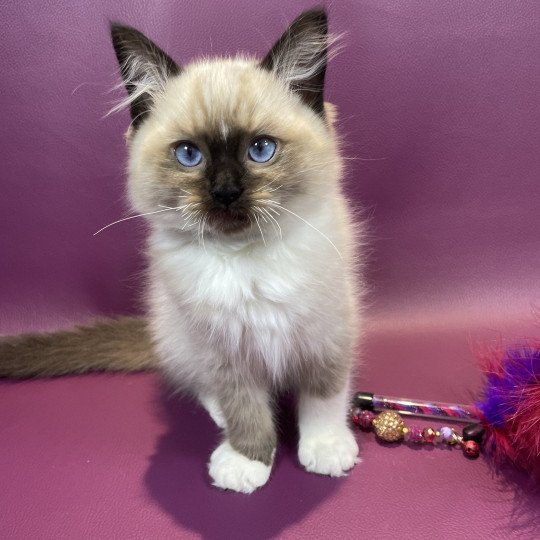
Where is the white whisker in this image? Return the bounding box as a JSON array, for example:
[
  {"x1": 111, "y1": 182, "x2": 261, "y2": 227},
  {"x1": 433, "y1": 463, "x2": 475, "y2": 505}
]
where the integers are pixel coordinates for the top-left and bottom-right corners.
[
  {"x1": 200, "y1": 213, "x2": 208, "y2": 252},
  {"x1": 342, "y1": 156, "x2": 387, "y2": 162},
  {"x1": 253, "y1": 212, "x2": 266, "y2": 246},
  {"x1": 197, "y1": 215, "x2": 203, "y2": 247},
  {"x1": 93, "y1": 207, "x2": 175, "y2": 236},
  {"x1": 253, "y1": 182, "x2": 274, "y2": 193},
  {"x1": 253, "y1": 182, "x2": 283, "y2": 194},
  {"x1": 254, "y1": 207, "x2": 268, "y2": 223},
  {"x1": 158, "y1": 203, "x2": 192, "y2": 212},
  {"x1": 180, "y1": 203, "x2": 195, "y2": 214},
  {"x1": 260, "y1": 207, "x2": 282, "y2": 240},
  {"x1": 266, "y1": 201, "x2": 342, "y2": 259},
  {"x1": 182, "y1": 209, "x2": 202, "y2": 230}
]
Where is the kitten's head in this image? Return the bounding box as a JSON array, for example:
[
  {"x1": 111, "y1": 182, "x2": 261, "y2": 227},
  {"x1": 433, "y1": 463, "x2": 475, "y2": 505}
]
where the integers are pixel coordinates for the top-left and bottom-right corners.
[{"x1": 111, "y1": 8, "x2": 342, "y2": 237}]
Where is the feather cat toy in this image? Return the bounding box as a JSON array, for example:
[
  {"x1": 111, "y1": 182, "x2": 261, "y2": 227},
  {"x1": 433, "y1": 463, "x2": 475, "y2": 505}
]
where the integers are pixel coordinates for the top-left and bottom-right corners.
[{"x1": 352, "y1": 340, "x2": 540, "y2": 477}]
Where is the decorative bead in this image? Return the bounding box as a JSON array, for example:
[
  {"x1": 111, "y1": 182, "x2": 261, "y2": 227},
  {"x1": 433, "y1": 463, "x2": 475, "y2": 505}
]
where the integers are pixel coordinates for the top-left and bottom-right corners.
[
  {"x1": 405, "y1": 425, "x2": 424, "y2": 443},
  {"x1": 462, "y1": 423, "x2": 485, "y2": 444},
  {"x1": 462, "y1": 440, "x2": 480, "y2": 458},
  {"x1": 372, "y1": 411, "x2": 405, "y2": 442},
  {"x1": 451, "y1": 433, "x2": 462, "y2": 445},
  {"x1": 350, "y1": 407, "x2": 363, "y2": 425},
  {"x1": 439, "y1": 426, "x2": 455, "y2": 443},
  {"x1": 351, "y1": 408, "x2": 376, "y2": 429},
  {"x1": 422, "y1": 427, "x2": 437, "y2": 443},
  {"x1": 358, "y1": 410, "x2": 376, "y2": 429}
]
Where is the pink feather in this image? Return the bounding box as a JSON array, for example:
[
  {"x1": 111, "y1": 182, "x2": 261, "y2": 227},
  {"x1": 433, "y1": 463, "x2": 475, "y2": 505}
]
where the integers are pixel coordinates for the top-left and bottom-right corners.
[{"x1": 475, "y1": 340, "x2": 540, "y2": 476}]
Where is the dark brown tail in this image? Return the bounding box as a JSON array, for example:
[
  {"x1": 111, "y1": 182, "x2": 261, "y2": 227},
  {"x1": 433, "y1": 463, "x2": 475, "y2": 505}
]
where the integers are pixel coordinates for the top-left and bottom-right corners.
[{"x1": 0, "y1": 317, "x2": 156, "y2": 378}]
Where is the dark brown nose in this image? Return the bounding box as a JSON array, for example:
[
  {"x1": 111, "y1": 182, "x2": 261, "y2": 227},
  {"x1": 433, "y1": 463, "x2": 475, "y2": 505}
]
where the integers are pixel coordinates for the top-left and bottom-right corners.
[{"x1": 211, "y1": 186, "x2": 244, "y2": 207}]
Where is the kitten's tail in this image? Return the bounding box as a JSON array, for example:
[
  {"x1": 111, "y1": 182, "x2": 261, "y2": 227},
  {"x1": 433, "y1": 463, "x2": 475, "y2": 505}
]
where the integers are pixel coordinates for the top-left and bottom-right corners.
[{"x1": 0, "y1": 317, "x2": 155, "y2": 379}]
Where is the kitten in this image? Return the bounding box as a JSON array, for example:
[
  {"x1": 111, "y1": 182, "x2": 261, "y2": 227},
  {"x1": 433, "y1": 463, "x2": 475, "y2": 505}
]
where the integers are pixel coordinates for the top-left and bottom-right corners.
[{"x1": 0, "y1": 8, "x2": 365, "y2": 493}]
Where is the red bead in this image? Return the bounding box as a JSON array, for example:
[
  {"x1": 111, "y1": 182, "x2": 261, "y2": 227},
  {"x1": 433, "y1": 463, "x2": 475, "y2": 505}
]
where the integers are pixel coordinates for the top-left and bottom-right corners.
[
  {"x1": 422, "y1": 427, "x2": 436, "y2": 444},
  {"x1": 351, "y1": 408, "x2": 376, "y2": 429},
  {"x1": 351, "y1": 407, "x2": 362, "y2": 425},
  {"x1": 359, "y1": 410, "x2": 376, "y2": 429},
  {"x1": 406, "y1": 425, "x2": 424, "y2": 443},
  {"x1": 462, "y1": 440, "x2": 480, "y2": 458}
]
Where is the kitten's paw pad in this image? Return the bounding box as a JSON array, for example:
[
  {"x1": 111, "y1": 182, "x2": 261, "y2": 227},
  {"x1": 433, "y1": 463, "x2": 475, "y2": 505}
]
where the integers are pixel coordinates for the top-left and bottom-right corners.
[
  {"x1": 208, "y1": 441, "x2": 272, "y2": 494},
  {"x1": 298, "y1": 429, "x2": 359, "y2": 477}
]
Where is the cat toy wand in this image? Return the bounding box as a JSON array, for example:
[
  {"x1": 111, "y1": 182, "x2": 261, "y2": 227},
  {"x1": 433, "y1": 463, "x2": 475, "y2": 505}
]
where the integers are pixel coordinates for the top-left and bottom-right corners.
[
  {"x1": 353, "y1": 391, "x2": 481, "y2": 423},
  {"x1": 350, "y1": 342, "x2": 540, "y2": 476},
  {"x1": 350, "y1": 391, "x2": 485, "y2": 459}
]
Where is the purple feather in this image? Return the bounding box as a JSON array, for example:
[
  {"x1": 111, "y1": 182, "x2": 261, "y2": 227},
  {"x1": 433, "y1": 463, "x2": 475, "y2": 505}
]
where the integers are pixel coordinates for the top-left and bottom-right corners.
[{"x1": 476, "y1": 343, "x2": 540, "y2": 474}]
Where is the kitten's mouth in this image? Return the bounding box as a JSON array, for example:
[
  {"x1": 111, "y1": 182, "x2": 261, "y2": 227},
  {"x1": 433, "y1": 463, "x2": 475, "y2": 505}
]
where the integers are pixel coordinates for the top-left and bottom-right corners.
[{"x1": 207, "y1": 208, "x2": 251, "y2": 233}]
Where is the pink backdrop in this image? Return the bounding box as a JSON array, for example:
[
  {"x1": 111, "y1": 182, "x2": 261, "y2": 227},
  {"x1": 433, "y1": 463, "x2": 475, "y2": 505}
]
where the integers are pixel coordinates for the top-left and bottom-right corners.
[{"x1": 1, "y1": 1, "x2": 539, "y2": 538}]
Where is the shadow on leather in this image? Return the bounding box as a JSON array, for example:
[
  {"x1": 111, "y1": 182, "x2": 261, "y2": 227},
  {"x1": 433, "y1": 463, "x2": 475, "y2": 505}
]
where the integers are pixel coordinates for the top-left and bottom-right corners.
[{"x1": 144, "y1": 389, "x2": 341, "y2": 540}]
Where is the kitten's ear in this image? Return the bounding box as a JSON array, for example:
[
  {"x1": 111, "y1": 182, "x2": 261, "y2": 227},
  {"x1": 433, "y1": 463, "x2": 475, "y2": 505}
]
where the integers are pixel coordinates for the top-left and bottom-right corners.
[
  {"x1": 110, "y1": 24, "x2": 181, "y2": 128},
  {"x1": 260, "y1": 8, "x2": 329, "y2": 116}
]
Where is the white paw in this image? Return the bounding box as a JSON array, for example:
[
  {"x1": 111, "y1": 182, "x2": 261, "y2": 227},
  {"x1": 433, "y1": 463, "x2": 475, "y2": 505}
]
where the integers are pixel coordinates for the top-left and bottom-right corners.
[
  {"x1": 208, "y1": 441, "x2": 272, "y2": 494},
  {"x1": 298, "y1": 428, "x2": 360, "y2": 477}
]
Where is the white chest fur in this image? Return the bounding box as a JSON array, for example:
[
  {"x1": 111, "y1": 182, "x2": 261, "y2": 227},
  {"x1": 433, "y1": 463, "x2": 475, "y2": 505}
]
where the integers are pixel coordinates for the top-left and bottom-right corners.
[{"x1": 149, "y1": 226, "x2": 347, "y2": 380}]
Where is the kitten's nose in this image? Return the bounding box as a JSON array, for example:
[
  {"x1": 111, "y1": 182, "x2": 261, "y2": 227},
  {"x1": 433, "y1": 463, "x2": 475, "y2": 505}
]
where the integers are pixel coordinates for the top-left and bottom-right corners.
[{"x1": 212, "y1": 186, "x2": 244, "y2": 207}]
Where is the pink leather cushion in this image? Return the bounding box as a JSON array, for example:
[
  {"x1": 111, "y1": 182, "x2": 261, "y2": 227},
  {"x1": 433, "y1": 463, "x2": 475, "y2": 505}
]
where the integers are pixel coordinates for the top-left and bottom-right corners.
[{"x1": 1, "y1": 1, "x2": 539, "y2": 537}]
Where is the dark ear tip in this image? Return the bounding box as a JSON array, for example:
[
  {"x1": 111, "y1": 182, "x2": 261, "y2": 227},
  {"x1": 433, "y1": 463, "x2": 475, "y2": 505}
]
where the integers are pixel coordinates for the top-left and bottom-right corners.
[
  {"x1": 298, "y1": 6, "x2": 328, "y2": 25},
  {"x1": 110, "y1": 21, "x2": 124, "y2": 34},
  {"x1": 110, "y1": 22, "x2": 125, "y2": 41},
  {"x1": 109, "y1": 22, "x2": 141, "y2": 42}
]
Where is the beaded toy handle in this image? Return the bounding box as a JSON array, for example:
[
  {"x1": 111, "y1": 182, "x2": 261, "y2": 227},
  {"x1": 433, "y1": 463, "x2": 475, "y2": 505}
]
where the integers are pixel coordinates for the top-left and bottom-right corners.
[
  {"x1": 353, "y1": 391, "x2": 481, "y2": 423},
  {"x1": 351, "y1": 391, "x2": 485, "y2": 459}
]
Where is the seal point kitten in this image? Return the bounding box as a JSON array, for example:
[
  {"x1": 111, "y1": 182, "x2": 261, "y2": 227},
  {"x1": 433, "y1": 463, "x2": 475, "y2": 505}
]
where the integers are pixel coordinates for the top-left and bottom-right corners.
[{"x1": 1, "y1": 8, "x2": 366, "y2": 494}]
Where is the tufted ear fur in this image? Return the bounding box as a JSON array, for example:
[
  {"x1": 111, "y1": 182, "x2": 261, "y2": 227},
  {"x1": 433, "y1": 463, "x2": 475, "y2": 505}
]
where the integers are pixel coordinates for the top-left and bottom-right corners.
[
  {"x1": 260, "y1": 8, "x2": 329, "y2": 116},
  {"x1": 110, "y1": 24, "x2": 181, "y2": 128}
]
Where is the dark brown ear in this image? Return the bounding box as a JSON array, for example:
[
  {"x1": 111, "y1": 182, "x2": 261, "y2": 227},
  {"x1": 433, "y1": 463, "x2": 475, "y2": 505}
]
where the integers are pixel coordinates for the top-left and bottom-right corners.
[
  {"x1": 260, "y1": 8, "x2": 328, "y2": 116},
  {"x1": 110, "y1": 24, "x2": 180, "y2": 128}
]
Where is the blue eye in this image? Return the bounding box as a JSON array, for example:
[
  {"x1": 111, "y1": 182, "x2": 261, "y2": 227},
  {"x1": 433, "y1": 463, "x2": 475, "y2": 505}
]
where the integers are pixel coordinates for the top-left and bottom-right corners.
[
  {"x1": 248, "y1": 137, "x2": 277, "y2": 163},
  {"x1": 174, "y1": 142, "x2": 203, "y2": 167}
]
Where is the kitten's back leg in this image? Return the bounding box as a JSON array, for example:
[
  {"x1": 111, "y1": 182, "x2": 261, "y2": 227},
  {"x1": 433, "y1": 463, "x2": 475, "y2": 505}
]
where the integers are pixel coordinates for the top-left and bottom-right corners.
[{"x1": 198, "y1": 393, "x2": 226, "y2": 429}]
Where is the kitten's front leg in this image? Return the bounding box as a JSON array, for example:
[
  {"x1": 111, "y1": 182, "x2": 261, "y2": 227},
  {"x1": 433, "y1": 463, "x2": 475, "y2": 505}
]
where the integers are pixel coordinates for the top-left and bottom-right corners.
[
  {"x1": 208, "y1": 383, "x2": 276, "y2": 494},
  {"x1": 298, "y1": 381, "x2": 360, "y2": 477}
]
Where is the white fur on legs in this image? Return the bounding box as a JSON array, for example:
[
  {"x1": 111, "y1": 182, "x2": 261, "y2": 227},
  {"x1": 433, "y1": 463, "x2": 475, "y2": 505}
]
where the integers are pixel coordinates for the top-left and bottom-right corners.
[
  {"x1": 298, "y1": 384, "x2": 359, "y2": 476},
  {"x1": 208, "y1": 441, "x2": 272, "y2": 494},
  {"x1": 199, "y1": 394, "x2": 226, "y2": 429}
]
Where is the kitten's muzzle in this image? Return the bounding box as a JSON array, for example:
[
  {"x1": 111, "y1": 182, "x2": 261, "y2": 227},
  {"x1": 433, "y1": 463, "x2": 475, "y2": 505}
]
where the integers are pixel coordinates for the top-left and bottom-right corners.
[
  {"x1": 211, "y1": 185, "x2": 244, "y2": 208},
  {"x1": 207, "y1": 207, "x2": 250, "y2": 233}
]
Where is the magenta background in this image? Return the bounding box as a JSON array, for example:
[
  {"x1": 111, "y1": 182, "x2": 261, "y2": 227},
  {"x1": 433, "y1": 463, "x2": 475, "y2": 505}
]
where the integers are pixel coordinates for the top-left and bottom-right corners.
[{"x1": 1, "y1": 1, "x2": 539, "y2": 538}]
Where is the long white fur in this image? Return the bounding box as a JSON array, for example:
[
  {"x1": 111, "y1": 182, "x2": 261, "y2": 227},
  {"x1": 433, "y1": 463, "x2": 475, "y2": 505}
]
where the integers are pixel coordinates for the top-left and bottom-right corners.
[
  {"x1": 148, "y1": 193, "x2": 358, "y2": 386},
  {"x1": 270, "y1": 31, "x2": 344, "y2": 89},
  {"x1": 107, "y1": 53, "x2": 170, "y2": 117}
]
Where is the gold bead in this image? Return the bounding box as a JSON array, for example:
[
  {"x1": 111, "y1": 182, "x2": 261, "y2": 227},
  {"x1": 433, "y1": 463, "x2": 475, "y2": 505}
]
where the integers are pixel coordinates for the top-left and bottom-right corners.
[
  {"x1": 372, "y1": 411, "x2": 405, "y2": 442},
  {"x1": 450, "y1": 433, "x2": 462, "y2": 446}
]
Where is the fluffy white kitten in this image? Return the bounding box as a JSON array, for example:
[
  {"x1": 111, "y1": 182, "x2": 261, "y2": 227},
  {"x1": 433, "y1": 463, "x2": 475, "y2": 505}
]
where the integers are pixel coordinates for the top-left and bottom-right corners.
[{"x1": 0, "y1": 8, "x2": 365, "y2": 494}]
